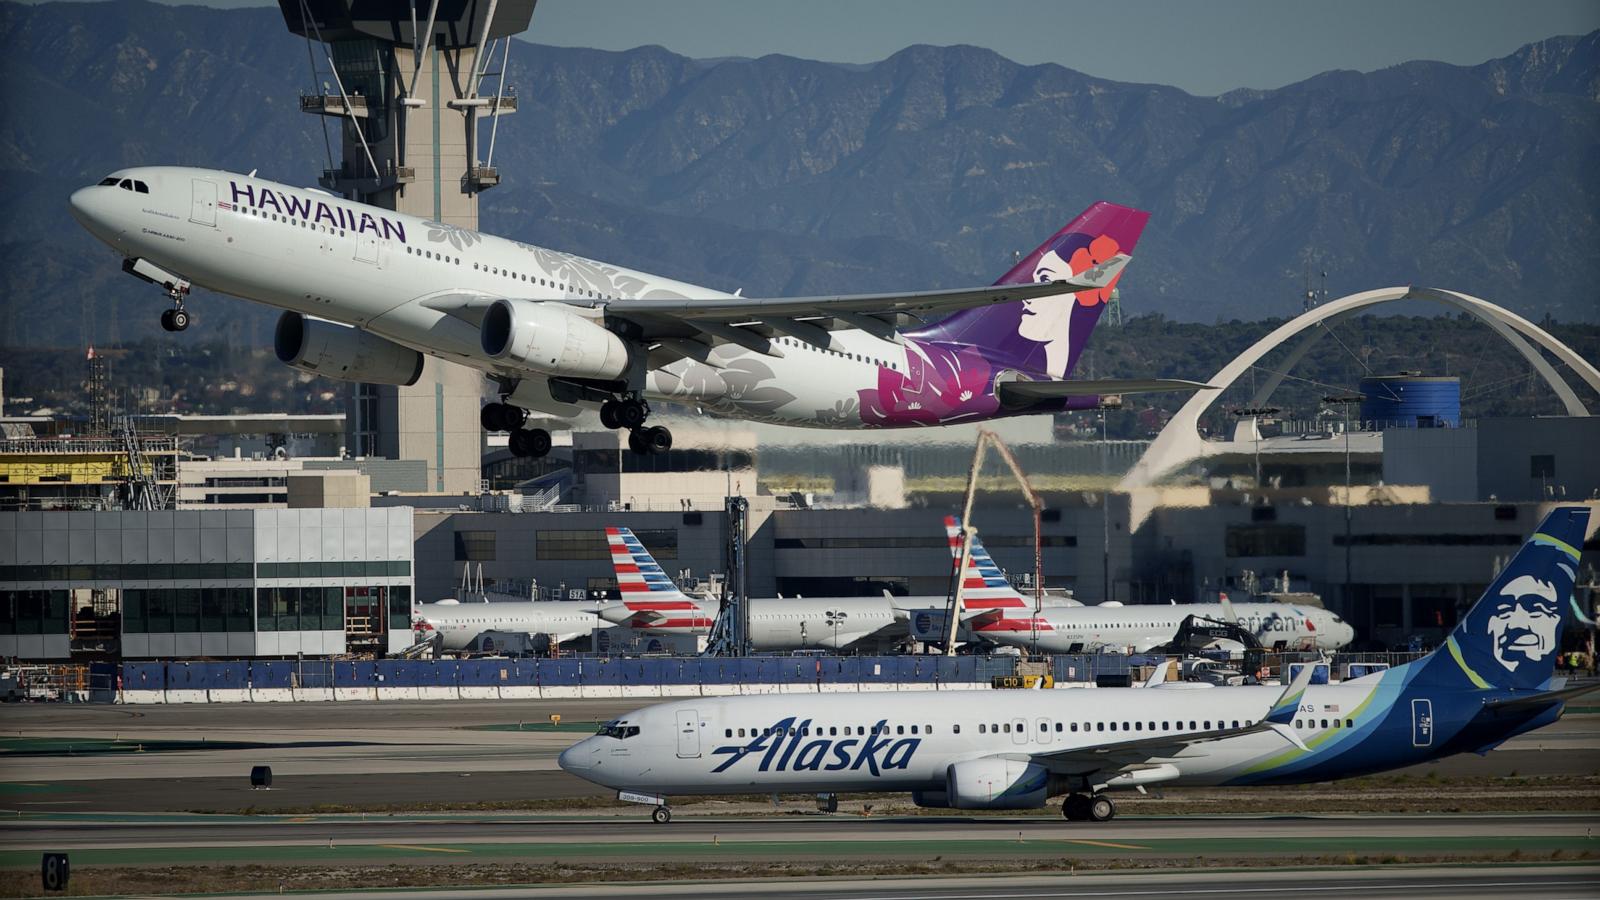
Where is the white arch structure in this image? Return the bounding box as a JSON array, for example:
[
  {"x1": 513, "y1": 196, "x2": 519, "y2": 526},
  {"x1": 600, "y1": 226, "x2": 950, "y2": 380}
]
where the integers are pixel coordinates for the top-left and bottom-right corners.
[{"x1": 1120, "y1": 286, "x2": 1600, "y2": 497}]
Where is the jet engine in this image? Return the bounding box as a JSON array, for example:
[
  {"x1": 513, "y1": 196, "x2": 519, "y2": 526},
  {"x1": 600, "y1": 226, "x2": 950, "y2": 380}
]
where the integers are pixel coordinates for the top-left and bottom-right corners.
[
  {"x1": 274, "y1": 312, "x2": 425, "y2": 386},
  {"x1": 944, "y1": 757, "x2": 1052, "y2": 810},
  {"x1": 480, "y1": 299, "x2": 632, "y2": 381}
]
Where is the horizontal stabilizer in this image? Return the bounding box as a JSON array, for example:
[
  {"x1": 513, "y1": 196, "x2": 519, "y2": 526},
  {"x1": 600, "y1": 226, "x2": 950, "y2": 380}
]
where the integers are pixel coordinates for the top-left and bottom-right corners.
[
  {"x1": 999, "y1": 378, "x2": 1215, "y2": 405},
  {"x1": 1481, "y1": 681, "x2": 1600, "y2": 715}
]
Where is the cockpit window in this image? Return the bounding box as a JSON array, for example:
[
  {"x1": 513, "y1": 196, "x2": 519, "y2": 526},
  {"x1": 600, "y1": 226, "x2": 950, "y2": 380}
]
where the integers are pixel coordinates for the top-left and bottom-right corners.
[
  {"x1": 119, "y1": 179, "x2": 133, "y2": 190},
  {"x1": 596, "y1": 721, "x2": 640, "y2": 740},
  {"x1": 98, "y1": 177, "x2": 118, "y2": 186},
  {"x1": 134, "y1": 181, "x2": 149, "y2": 194}
]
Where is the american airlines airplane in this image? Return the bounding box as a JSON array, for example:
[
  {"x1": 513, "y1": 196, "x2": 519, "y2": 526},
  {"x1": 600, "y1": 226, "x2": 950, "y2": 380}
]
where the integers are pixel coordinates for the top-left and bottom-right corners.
[
  {"x1": 411, "y1": 597, "x2": 612, "y2": 652},
  {"x1": 596, "y1": 525, "x2": 1079, "y2": 650},
  {"x1": 940, "y1": 593, "x2": 1356, "y2": 654},
  {"x1": 560, "y1": 508, "x2": 1592, "y2": 824},
  {"x1": 68, "y1": 169, "x2": 1206, "y2": 457}
]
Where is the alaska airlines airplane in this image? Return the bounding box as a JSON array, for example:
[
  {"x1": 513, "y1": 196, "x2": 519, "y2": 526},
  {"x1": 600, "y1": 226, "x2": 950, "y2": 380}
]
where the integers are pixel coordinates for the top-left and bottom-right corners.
[
  {"x1": 596, "y1": 525, "x2": 1079, "y2": 650},
  {"x1": 69, "y1": 169, "x2": 1206, "y2": 457},
  {"x1": 559, "y1": 508, "x2": 1591, "y2": 823}
]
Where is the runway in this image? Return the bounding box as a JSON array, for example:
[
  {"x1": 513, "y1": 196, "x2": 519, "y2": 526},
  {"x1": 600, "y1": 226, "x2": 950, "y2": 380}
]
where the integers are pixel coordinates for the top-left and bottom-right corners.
[
  {"x1": 159, "y1": 868, "x2": 1598, "y2": 900},
  {"x1": 4, "y1": 812, "x2": 1597, "y2": 867}
]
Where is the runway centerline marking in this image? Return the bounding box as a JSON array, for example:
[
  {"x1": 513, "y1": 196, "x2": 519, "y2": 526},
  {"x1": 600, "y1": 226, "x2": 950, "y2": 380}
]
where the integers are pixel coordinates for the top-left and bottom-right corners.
[
  {"x1": 379, "y1": 844, "x2": 471, "y2": 854},
  {"x1": 1057, "y1": 839, "x2": 1150, "y2": 850}
]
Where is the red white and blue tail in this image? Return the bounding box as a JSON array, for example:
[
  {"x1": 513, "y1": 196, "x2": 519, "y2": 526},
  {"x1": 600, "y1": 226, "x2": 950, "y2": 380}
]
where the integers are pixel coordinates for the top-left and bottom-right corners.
[
  {"x1": 945, "y1": 515, "x2": 1027, "y2": 610},
  {"x1": 602, "y1": 527, "x2": 715, "y2": 633}
]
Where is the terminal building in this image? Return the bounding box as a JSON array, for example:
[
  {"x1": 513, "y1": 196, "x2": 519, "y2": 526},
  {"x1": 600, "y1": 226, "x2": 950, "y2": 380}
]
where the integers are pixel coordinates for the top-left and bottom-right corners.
[{"x1": 0, "y1": 508, "x2": 414, "y2": 661}]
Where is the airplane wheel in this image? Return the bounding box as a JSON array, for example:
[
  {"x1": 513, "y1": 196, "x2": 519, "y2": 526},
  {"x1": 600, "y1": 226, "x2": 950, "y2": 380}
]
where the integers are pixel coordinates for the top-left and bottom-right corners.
[
  {"x1": 627, "y1": 428, "x2": 649, "y2": 455},
  {"x1": 1088, "y1": 795, "x2": 1116, "y2": 822},
  {"x1": 1062, "y1": 793, "x2": 1090, "y2": 821},
  {"x1": 599, "y1": 400, "x2": 621, "y2": 430},
  {"x1": 160, "y1": 309, "x2": 176, "y2": 332},
  {"x1": 509, "y1": 428, "x2": 551, "y2": 459},
  {"x1": 481, "y1": 403, "x2": 507, "y2": 432},
  {"x1": 651, "y1": 805, "x2": 671, "y2": 824},
  {"x1": 170, "y1": 309, "x2": 190, "y2": 331},
  {"x1": 643, "y1": 425, "x2": 672, "y2": 454},
  {"x1": 617, "y1": 399, "x2": 647, "y2": 430}
]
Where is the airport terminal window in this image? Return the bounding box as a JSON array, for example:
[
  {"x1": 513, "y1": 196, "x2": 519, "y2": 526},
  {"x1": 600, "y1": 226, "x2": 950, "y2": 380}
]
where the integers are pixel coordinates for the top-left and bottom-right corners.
[
  {"x1": 145, "y1": 589, "x2": 176, "y2": 633},
  {"x1": 1225, "y1": 524, "x2": 1306, "y2": 558},
  {"x1": 0, "y1": 590, "x2": 69, "y2": 636},
  {"x1": 389, "y1": 586, "x2": 411, "y2": 633},
  {"x1": 537, "y1": 529, "x2": 677, "y2": 561},
  {"x1": 1333, "y1": 533, "x2": 1521, "y2": 547},
  {"x1": 455, "y1": 530, "x2": 497, "y2": 562}
]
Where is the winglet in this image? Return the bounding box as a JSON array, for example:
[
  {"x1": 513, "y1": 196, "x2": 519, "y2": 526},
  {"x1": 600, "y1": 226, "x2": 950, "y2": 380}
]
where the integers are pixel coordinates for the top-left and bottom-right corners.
[
  {"x1": 1268, "y1": 722, "x2": 1311, "y2": 752},
  {"x1": 1265, "y1": 658, "x2": 1318, "y2": 726},
  {"x1": 1142, "y1": 660, "x2": 1172, "y2": 688}
]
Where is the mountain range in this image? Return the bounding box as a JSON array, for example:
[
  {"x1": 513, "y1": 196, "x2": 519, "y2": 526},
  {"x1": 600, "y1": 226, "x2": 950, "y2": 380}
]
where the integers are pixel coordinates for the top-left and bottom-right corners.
[{"x1": 2, "y1": 0, "x2": 1596, "y2": 349}]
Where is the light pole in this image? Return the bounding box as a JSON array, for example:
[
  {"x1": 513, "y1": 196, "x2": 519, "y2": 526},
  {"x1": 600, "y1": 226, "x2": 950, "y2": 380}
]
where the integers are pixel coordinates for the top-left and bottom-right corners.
[
  {"x1": 1323, "y1": 394, "x2": 1364, "y2": 611},
  {"x1": 1232, "y1": 407, "x2": 1280, "y2": 487}
]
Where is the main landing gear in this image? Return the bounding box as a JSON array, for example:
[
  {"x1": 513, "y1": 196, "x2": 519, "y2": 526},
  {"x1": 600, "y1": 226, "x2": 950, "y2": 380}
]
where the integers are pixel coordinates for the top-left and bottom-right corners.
[
  {"x1": 1061, "y1": 793, "x2": 1115, "y2": 822},
  {"x1": 651, "y1": 805, "x2": 672, "y2": 824},
  {"x1": 481, "y1": 402, "x2": 552, "y2": 459},
  {"x1": 601, "y1": 396, "x2": 672, "y2": 456},
  {"x1": 159, "y1": 285, "x2": 192, "y2": 332}
]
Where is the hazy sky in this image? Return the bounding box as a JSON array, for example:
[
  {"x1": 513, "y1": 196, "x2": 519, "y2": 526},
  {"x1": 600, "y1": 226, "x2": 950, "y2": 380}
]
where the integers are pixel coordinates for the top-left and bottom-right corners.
[{"x1": 33, "y1": 0, "x2": 1600, "y2": 96}]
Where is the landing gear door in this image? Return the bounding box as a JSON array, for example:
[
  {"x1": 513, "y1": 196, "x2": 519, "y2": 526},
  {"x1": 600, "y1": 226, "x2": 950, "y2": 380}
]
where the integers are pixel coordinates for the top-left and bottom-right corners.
[
  {"x1": 675, "y1": 709, "x2": 701, "y2": 758},
  {"x1": 1411, "y1": 698, "x2": 1433, "y2": 748},
  {"x1": 189, "y1": 179, "x2": 216, "y2": 226}
]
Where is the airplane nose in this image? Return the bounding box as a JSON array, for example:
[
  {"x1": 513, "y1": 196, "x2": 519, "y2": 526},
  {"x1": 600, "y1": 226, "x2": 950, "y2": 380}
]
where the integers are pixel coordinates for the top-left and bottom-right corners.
[
  {"x1": 558, "y1": 742, "x2": 593, "y2": 772},
  {"x1": 68, "y1": 187, "x2": 93, "y2": 224}
]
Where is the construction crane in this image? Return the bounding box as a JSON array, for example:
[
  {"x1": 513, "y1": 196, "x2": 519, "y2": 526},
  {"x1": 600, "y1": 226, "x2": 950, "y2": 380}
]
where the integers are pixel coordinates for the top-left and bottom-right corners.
[{"x1": 942, "y1": 429, "x2": 1045, "y2": 657}]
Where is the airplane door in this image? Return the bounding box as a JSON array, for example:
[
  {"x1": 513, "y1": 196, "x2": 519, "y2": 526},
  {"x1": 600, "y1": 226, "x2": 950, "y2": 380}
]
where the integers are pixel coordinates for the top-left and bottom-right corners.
[
  {"x1": 675, "y1": 709, "x2": 701, "y2": 758},
  {"x1": 189, "y1": 179, "x2": 216, "y2": 226},
  {"x1": 1035, "y1": 717, "x2": 1052, "y2": 744},
  {"x1": 1411, "y1": 699, "x2": 1433, "y2": 748},
  {"x1": 355, "y1": 234, "x2": 379, "y2": 266},
  {"x1": 1011, "y1": 717, "x2": 1028, "y2": 746}
]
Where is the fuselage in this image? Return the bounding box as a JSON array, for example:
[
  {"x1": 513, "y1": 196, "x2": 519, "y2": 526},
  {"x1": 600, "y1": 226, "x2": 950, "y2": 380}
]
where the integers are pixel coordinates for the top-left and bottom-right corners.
[
  {"x1": 972, "y1": 602, "x2": 1355, "y2": 654},
  {"x1": 69, "y1": 167, "x2": 1094, "y2": 429},
  {"x1": 414, "y1": 600, "x2": 612, "y2": 650},
  {"x1": 556, "y1": 669, "x2": 1535, "y2": 797}
]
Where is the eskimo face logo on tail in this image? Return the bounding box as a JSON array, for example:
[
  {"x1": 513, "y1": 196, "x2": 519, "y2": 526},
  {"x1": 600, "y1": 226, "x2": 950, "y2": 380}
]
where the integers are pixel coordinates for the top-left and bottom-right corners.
[
  {"x1": 710, "y1": 717, "x2": 920, "y2": 776},
  {"x1": 1486, "y1": 575, "x2": 1561, "y2": 672}
]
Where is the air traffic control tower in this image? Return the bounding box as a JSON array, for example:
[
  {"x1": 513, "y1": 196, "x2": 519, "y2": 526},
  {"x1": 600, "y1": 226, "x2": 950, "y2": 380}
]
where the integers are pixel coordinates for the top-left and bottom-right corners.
[{"x1": 277, "y1": 0, "x2": 535, "y2": 493}]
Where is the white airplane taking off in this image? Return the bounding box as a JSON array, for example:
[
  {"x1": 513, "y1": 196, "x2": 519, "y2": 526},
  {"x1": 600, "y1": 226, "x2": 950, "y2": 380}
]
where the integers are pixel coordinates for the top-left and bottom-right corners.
[
  {"x1": 561, "y1": 508, "x2": 1594, "y2": 824},
  {"x1": 69, "y1": 169, "x2": 1208, "y2": 457}
]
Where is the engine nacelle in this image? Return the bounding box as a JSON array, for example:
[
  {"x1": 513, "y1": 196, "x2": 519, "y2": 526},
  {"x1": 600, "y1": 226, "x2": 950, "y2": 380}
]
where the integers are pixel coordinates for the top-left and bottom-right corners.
[
  {"x1": 945, "y1": 757, "x2": 1052, "y2": 810},
  {"x1": 274, "y1": 312, "x2": 424, "y2": 386},
  {"x1": 480, "y1": 298, "x2": 632, "y2": 381}
]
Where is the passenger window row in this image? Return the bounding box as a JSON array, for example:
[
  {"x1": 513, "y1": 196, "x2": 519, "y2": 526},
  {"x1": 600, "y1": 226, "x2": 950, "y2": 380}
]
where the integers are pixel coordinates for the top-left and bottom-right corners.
[
  {"x1": 773, "y1": 336, "x2": 897, "y2": 370},
  {"x1": 1295, "y1": 718, "x2": 1354, "y2": 730},
  {"x1": 724, "y1": 722, "x2": 934, "y2": 739},
  {"x1": 470, "y1": 262, "x2": 617, "y2": 301},
  {"x1": 405, "y1": 245, "x2": 460, "y2": 265},
  {"x1": 241, "y1": 204, "x2": 346, "y2": 238}
]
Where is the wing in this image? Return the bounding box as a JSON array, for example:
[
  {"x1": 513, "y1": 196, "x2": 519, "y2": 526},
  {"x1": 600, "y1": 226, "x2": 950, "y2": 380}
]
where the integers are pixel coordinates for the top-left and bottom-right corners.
[
  {"x1": 606, "y1": 256, "x2": 1129, "y2": 352},
  {"x1": 998, "y1": 377, "x2": 1216, "y2": 405},
  {"x1": 1028, "y1": 660, "x2": 1317, "y2": 775}
]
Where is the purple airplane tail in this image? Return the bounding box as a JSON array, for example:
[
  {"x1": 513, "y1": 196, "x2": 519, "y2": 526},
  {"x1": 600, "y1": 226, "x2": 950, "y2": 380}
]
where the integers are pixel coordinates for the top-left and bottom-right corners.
[{"x1": 907, "y1": 202, "x2": 1150, "y2": 379}]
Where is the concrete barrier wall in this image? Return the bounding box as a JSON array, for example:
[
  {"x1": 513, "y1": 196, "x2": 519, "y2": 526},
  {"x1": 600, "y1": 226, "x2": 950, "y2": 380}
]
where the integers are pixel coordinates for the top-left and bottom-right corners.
[{"x1": 117, "y1": 681, "x2": 1000, "y2": 704}]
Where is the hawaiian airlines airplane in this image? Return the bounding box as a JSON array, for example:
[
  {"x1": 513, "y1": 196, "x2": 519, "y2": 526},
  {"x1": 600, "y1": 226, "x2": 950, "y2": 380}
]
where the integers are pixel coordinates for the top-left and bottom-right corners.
[
  {"x1": 411, "y1": 597, "x2": 612, "y2": 651},
  {"x1": 560, "y1": 508, "x2": 1592, "y2": 824},
  {"x1": 595, "y1": 525, "x2": 1078, "y2": 650},
  {"x1": 69, "y1": 169, "x2": 1207, "y2": 457}
]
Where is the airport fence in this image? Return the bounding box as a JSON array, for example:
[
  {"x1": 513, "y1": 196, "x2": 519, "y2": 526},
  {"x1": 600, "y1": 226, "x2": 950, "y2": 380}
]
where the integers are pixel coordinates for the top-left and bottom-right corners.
[{"x1": 115, "y1": 655, "x2": 1027, "y2": 703}]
